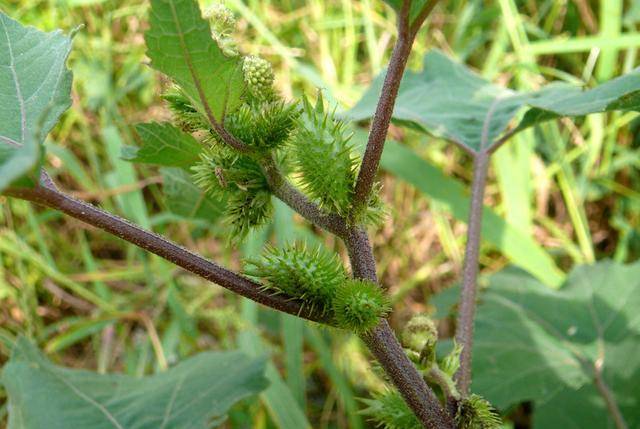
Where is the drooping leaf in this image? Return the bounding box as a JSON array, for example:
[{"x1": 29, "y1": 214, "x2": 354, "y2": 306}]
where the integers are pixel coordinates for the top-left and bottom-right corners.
[
  {"x1": 161, "y1": 167, "x2": 224, "y2": 221},
  {"x1": 1, "y1": 337, "x2": 268, "y2": 429},
  {"x1": 0, "y1": 12, "x2": 73, "y2": 191},
  {"x1": 472, "y1": 261, "x2": 640, "y2": 428},
  {"x1": 145, "y1": 0, "x2": 244, "y2": 122},
  {"x1": 349, "y1": 50, "x2": 640, "y2": 153},
  {"x1": 124, "y1": 122, "x2": 203, "y2": 168}
]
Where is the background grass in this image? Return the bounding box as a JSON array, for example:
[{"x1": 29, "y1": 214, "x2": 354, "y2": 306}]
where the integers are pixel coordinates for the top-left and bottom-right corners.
[{"x1": 1, "y1": 0, "x2": 639, "y2": 427}]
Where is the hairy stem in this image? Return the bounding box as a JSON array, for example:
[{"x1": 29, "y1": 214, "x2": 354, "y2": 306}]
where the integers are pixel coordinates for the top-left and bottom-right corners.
[
  {"x1": 259, "y1": 155, "x2": 350, "y2": 238},
  {"x1": 4, "y1": 182, "x2": 327, "y2": 324},
  {"x1": 454, "y1": 152, "x2": 490, "y2": 395},
  {"x1": 362, "y1": 322, "x2": 455, "y2": 429},
  {"x1": 345, "y1": 231, "x2": 455, "y2": 429},
  {"x1": 351, "y1": 0, "x2": 435, "y2": 214}
]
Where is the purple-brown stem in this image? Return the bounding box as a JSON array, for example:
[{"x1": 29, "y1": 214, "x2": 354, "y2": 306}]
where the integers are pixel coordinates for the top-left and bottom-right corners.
[
  {"x1": 4, "y1": 183, "x2": 326, "y2": 324},
  {"x1": 345, "y1": 231, "x2": 455, "y2": 429},
  {"x1": 453, "y1": 151, "x2": 490, "y2": 395},
  {"x1": 351, "y1": 0, "x2": 431, "y2": 214}
]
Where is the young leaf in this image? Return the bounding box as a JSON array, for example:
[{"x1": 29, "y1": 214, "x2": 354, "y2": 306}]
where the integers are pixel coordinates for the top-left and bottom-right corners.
[
  {"x1": 349, "y1": 50, "x2": 640, "y2": 153},
  {"x1": 124, "y1": 122, "x2": 203, "y2": 168},
  {"x1": 472, "y1": 260, "x2": 640, "y2": 428},
  {"x1": 145, "y1": 0, "x2": 244, "y2": 122},
  {"x1": 0, "y1": 12, "x2": 72, "y2": 191},
  {"x1": 1, "y1": 337, "x2": 268, "y2": 429}
]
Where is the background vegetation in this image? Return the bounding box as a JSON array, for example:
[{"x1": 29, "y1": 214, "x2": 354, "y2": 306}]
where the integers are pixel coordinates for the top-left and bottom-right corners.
[{"x1": 1, "y1": 0, "x2": 639, "y2": 427}]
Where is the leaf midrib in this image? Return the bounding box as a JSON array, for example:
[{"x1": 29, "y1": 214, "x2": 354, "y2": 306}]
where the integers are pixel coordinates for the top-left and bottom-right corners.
[{"x1": 1, "y1": 15, "x2": 26, "y2": 146}]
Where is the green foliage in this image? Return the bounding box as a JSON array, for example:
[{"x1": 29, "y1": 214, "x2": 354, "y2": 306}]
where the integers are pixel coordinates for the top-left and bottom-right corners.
[
  {"x1": 291, "y1": 95, "x2": 358, "y2": 217},
  {"x1": 0, "y1": 12, "x2": 72, "y2": 191},
  {"x1": 361, "y1": 389, "x2": 421, "y2": 429},
  {"x1": 1, "y1": 337, "x2": 268, "y2": 429},
  {"x1": 350, "y1": 50, "x2": 640, "y2": 153},
  {"x1": 472, "y1": 260, "x2": 640, "y2": 427},
  {"x1": 145, "y1": 0, "x2": 244, "y2": 121},
  {"x1": 224, "y1": 101, "x2": 299, "y2": 151},
  {"x1": 333, "y1": 279, "x2": 390, "y2": 333},
  {"x1": 124, "y1": 122, "x2": 202, "y2": 168},
  {"x1": 454, "y1": 394, "x2": 502, "y2": 429},
  {"x1": 192, "y1": 145, "x2": 272, "y2": 236},
  {"x1": 246, "y1": 243, "x2": 346, "y2": 315}
]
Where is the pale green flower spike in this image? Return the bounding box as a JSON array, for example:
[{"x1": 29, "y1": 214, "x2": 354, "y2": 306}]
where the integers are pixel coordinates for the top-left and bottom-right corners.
[
  {"x1": 203, "y1": 3, "x2": 237, "y2": 35},
  {"x1": 242, "y1": 55, "x2": 275, "y2": 100},
  {"x1": 204, "y1": 3, "x2": 238, "y2": 56}
]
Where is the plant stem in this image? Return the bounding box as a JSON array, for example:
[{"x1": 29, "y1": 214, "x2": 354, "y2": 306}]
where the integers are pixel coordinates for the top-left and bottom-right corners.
[
  {"x1": 4, "y1": 182, "x2": 327, "y2": 324},
  {"x1": 352, "y1": 0, "x2": 435, "y2": 214},
  {"x1": 260, "y1": 155, "x2": 350, "y2": 238},
  {"x1": 362, "y1": 322, "x2": 455, "y2": 429},
  {"x1": 345, "y1": 231, "x2": 455, "y2": 429},
  {"x1": 594, "y1": 362, "x2": 628, "y2": 429},
  {"x1": 426, "y1": 366, "x2": 460, "y2": 403},
  {"x1": 454, "y1": 151, "x2": 490, "y2": 396}
]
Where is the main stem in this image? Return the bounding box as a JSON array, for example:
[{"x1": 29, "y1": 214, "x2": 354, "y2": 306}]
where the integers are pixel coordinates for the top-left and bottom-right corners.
[
  {"x1": 351, "y1": 4, "x2": 415, "y2": 213},
  {"x1": 453, "y1": 152, "x2": 490, "y2": 395},
  {"x1": 346, "y1": 229, "x2": 455, "y2": 429}
]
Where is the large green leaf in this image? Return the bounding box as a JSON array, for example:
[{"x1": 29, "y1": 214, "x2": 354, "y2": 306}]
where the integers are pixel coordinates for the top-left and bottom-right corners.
[
  {"x1": 349, "y1": 50, "x2": 640, "y2": 153},
  {"x1": 125, "y1": 122, "x2": 203, "y2": 168},
  {"x1": 1, "y1": 337, "x2": 268, "y2": 429},
  {"x1": 161, "y1": 167, "x2": 224, "y2": 221},
  {"x1": 471, "y1": 261, "x2": 640, "y2": 428},
  {"x1": 145, "y1": 0, "x2": 244, "y2": 121},
  {"x1": 0, "y1": 12, "x2": 72, "y2": 191}
]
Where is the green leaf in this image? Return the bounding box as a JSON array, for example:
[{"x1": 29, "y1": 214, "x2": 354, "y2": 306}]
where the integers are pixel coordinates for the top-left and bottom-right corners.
[
  {"x1": 125, "y1": 122, "x2": 203, "y2": 168},
  {"x1": 472, "y1": 260, "x2": 640, "y2": 428},
  {"x1": 145, "y1": 0, "x2": 244, "y2": 122},
  {"x1": 161, "y1": 167, "x2": 224, "y2": 221},
  {"x1": 0, "y1": 12, "x2": 73, "y2": 191},
  {"x1": 1, "y1": 337, "x2": 268, "y2": 429},
  {"x1": 349, "y1": 50, "x2": 640, "y2": 153}
]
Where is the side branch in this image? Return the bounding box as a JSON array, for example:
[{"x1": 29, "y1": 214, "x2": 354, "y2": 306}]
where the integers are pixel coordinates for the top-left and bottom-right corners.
[
  {"x1": 260, "y1": 155, "x2": 350, "y2": 238},
  {"x1": 454, "y1": 151, "x2": 490, "y2": 395},
  {"x1": 4, "y1": 183, "x2": 326, "y2": 324}
]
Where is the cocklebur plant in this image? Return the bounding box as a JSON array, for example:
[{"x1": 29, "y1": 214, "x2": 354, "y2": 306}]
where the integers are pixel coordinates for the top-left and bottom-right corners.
[{"x1": 3, "y1": 0, "x2": 640, "y2": 427}]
